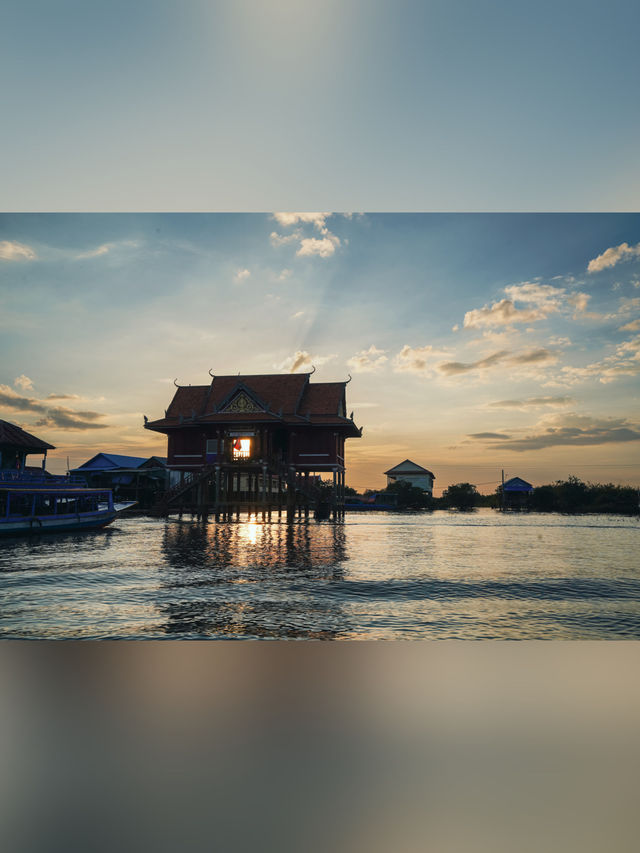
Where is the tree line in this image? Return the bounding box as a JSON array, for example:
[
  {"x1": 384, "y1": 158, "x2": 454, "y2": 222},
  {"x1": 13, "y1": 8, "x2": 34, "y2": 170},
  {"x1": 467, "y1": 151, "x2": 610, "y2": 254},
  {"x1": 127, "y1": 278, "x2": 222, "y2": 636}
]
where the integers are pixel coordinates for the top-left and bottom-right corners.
[{"x1": 354, "y1": 477, "x2": 639, "y2": 514}]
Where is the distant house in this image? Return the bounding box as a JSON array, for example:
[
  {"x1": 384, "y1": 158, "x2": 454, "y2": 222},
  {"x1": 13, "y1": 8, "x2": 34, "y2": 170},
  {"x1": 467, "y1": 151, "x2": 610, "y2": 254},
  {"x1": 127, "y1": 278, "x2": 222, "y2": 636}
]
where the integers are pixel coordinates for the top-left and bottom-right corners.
[
  {"x1": 384, "y1": 459, "x2": 435, "y2": 494},
  {"x1": 0, "y1": 420, "x2": 54, "y2": 475},
  {"x1": 70, "y1": 453, "x2": 178, "y2": 508},
  {"x1": 501, "y1": 476, "x2": 534, "y2": 510}
]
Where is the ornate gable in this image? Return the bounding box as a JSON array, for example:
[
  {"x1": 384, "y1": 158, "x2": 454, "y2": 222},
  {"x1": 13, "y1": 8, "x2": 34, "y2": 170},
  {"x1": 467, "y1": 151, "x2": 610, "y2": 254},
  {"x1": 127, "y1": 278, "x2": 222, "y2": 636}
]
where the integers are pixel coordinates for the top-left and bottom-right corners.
[{"x1": 220, "y1": 390, "x2": 265, "y2": 414}]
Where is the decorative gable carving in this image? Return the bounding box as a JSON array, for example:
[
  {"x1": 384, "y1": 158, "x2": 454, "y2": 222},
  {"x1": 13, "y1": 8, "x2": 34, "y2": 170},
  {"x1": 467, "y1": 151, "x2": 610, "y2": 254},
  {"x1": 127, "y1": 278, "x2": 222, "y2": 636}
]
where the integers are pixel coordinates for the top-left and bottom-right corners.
[{"x1": 221, "y1": 391, "x2": 264, "y2": 414}]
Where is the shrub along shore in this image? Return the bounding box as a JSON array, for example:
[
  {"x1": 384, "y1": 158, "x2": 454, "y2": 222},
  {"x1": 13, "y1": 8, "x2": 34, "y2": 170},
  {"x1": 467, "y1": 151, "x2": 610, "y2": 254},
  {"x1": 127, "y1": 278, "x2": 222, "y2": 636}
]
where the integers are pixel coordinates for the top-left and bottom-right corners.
[{"x1": 358, "y1": 478, "x2": 639, "y2": 515}]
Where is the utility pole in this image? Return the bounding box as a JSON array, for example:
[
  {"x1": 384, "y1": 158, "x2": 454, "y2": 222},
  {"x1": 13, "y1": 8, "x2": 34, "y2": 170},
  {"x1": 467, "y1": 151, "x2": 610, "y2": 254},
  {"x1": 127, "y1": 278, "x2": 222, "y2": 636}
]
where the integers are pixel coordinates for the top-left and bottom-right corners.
[{"x1": 501, "y1": 469, "x2": 505, "y2": 512}]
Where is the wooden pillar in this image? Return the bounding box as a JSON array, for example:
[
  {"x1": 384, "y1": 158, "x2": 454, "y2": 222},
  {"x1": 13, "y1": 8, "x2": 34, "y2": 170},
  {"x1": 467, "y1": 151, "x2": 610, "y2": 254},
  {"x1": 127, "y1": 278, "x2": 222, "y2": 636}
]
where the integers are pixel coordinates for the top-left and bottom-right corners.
[
  {"x1": 287, "y1": 465, "x2": 296, "y2": 523},
  {"x1": 332, "y1": 467, "x2": 337, "y2": 520}
]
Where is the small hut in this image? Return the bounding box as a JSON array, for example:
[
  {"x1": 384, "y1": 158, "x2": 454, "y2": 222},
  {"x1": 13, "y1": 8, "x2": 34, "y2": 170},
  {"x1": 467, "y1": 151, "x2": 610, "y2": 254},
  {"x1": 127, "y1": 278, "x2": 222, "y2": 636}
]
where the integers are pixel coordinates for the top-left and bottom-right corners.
[
  {"x1": 500, "y1": 476, "x2": 534, "y2": 510},
  {"x1": 384, "y1": 460, "x2": 435, "y2": 494}
]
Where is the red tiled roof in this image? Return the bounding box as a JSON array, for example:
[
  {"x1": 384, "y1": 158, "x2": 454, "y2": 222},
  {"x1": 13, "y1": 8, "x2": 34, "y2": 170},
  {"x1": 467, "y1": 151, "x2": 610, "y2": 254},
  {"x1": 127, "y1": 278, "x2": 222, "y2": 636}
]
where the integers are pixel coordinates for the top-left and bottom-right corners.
[
  {"x1": 207, "y1": 374, "x2": 309, "y2": 414},
  {"x1": 298, "y1": 382, "x2": 344, "y2": 416},
  {"x1": 146, "y1": 373, "x2": 361, "y2": 437},
  {"x1": 165, "y1": 386, "x2": 209, "y2": 418},
  {"x1": 0, "y1": 420, "x2": 55, "y2": 451}
]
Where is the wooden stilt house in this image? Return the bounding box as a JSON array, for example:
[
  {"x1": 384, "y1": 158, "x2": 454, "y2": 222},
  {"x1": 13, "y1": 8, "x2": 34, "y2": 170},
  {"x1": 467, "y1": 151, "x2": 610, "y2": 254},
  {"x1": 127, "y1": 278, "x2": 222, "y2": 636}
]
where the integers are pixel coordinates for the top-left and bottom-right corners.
[{"x1": 144, "y1": 371, "x2": 362, "y2": 519}]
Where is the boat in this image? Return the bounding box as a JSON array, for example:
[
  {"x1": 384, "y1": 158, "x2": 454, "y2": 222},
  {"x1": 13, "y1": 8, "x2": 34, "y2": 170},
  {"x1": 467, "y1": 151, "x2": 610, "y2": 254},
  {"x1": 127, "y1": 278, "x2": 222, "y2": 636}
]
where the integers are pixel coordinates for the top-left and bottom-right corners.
[{"x1": 0, "y1": 472, "x2": 137, "y2": 536}]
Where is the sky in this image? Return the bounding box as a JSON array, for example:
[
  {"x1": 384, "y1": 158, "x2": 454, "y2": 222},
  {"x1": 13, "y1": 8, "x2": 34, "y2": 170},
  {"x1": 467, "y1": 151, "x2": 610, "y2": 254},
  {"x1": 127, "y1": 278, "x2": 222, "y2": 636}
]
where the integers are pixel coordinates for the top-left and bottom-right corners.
[
  {"x1": 1, "y1": 213, "x2": 639, "y2": 493},
  {"x1": 2, "y1": 0, "x2": 640, "y2": 211}
]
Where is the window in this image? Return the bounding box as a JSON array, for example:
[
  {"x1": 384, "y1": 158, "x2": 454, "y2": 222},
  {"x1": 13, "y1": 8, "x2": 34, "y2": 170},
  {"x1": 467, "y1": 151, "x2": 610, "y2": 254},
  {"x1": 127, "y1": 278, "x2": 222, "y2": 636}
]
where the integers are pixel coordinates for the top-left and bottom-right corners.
[{"x1": 232, "y1": 437, "x2": 251, "y2": 460}]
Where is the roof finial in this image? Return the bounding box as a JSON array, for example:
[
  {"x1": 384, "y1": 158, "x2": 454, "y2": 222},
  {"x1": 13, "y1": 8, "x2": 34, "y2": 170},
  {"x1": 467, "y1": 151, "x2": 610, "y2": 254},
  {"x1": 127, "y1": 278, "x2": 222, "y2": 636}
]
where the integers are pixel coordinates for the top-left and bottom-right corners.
[
  {"x1": 208, "y1": 368, "x2": 215, "y2": 378},
  {"x1": 173, "y1": 378, "x2": 180, "y2": 387},
  {"x1": 309, "y1": 364, "x2": 316, "y2": 375},
  {"x1": 345, "y1": 373, "x2": 352, "y2": 384}
]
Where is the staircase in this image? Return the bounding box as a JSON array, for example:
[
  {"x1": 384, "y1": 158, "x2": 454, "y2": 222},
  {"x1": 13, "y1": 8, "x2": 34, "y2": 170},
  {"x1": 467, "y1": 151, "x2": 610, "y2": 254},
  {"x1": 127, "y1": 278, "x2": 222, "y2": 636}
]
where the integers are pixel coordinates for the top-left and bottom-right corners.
[{"x1": 150, "y1": 465, "x2": 215, "y2": 516}]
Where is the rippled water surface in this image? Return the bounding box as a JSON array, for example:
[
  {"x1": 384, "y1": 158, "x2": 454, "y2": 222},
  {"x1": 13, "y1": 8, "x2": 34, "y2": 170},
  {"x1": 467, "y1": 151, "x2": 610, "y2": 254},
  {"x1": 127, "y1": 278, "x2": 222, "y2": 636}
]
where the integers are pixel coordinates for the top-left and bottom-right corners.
[{"x1": 1, "y1": 510, "x2": 639, "y2": 639}]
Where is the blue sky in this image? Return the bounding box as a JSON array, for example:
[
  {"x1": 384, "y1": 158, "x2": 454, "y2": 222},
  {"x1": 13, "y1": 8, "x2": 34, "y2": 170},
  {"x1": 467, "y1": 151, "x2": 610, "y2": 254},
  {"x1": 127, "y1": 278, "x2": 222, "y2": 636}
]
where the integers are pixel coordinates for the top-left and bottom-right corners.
[
  {"x1": 1, "y1": 213, "x2": 639, "y2": 492},
  {"x1": 2, "y1": 0, "x2": 640, "y2": 210}
]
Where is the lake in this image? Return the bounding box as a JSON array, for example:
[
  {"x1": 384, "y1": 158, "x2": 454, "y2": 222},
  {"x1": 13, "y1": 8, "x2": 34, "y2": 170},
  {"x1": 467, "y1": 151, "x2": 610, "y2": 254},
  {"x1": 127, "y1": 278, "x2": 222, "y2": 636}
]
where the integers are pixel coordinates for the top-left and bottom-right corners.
[{"x1": 1, "y1": 509, "x2": 639, "y2": 639}]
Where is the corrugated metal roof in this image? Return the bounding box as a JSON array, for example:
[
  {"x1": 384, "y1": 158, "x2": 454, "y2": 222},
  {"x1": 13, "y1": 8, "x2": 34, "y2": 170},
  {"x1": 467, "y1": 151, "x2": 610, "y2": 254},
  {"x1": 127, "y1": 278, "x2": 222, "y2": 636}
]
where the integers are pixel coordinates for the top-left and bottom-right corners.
[
  {"x1": 503, "y1": 477, "x2": 533, "y2": 492},
  {"x1": 384, "y1": 459, "x2": 435, "y2": 478},
  {"x1": 74, "y1": 453, "x2": 150, "y2": 471}
]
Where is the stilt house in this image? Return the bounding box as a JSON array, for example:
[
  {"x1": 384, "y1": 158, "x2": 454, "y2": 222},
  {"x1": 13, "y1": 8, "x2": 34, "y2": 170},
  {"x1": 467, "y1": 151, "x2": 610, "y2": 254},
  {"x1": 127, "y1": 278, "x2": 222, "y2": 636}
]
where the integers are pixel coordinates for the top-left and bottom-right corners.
[{"x1": 144, "y1": 371, "x2": 362, "y2": 518}]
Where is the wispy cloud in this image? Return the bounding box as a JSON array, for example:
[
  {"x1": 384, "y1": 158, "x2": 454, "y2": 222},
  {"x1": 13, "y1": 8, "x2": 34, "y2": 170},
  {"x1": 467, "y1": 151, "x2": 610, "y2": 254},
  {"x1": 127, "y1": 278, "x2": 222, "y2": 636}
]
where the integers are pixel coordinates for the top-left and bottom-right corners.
[
  {"x1": 438, "y1": 348, "x2": 557, "y2": 376},
  {"x1": 488, "y1": 396, "x2": 573, "y2": 409},
  {"x1": 0, "y1": 385, "x2": 108, "y2": 430},
  {"x1": 469, "y1": 414, "x2": 640, "y2": 451},
  {"x1": 34, "y1": 408, "x2": 108, "y2": 431},
  {"x1": 588, "y1": 242, "x2": 640, "y2": 273},
  {"x1": 0, "y1": 240, "x2": 36, "y2": 261},
  {"x1": 461, "y1": 281, "x2": 590, "y2": 330},
  {"x1": 468, "y1": 431, "x2": 512, "y2": 439},
  {"x1": 74, "y1": 240, "x2": 139, "y2": 260},
  {"x1": 551, "y1": 334, "x2": 640, "y2": 385},
  {"x1": 392, "y1": 344, "x2": 451, "y2": 376},
  {"x1": 347, "y1": 345, "x2": 388, "y2": 373},
  {"x1": 234, "y1": 268, "x2": 251, "y2": 282},
  {"x1": 14, "y1": 374, "x2": 34, "y2": 391},
  {"x1": 270, "y1": 231, "x2": 300, "y2": 247},
  {"x1": 275, "y1": 350, "x2": 337, "y2": 373}
]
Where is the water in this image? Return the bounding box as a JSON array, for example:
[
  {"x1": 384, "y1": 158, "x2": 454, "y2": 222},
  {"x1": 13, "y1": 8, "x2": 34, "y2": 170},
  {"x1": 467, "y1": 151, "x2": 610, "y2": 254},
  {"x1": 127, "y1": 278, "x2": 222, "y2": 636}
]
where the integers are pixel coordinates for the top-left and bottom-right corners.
[{"x1": 1, "y1": 509, "x2": 639, "y2": 639}]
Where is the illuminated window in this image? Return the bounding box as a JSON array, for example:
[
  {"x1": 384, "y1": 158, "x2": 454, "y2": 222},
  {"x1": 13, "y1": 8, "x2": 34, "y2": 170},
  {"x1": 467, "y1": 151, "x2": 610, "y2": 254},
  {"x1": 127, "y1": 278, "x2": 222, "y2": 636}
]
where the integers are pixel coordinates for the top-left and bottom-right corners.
[{"x1": 232, "y1": 437, "x2": 251, "y2": 459}]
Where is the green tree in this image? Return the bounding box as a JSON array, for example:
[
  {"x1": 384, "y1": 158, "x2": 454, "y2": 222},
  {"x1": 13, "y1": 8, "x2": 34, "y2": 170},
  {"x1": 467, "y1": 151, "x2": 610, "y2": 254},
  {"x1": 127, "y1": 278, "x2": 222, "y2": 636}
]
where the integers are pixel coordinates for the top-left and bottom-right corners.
[
  {"x1": 442, "y1": 482, "x2": 478, "y2": 510},
  {"x1": 384, "y1": 480, "x2": 433, "y2": 509}
]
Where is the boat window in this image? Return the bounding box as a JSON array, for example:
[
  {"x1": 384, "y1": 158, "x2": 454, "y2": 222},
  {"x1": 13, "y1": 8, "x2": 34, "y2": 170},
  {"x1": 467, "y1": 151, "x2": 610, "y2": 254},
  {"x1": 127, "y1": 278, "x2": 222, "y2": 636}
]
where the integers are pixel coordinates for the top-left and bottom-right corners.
[{"x1": 34, "y1": 495, "x2": 56, "y2": 515}]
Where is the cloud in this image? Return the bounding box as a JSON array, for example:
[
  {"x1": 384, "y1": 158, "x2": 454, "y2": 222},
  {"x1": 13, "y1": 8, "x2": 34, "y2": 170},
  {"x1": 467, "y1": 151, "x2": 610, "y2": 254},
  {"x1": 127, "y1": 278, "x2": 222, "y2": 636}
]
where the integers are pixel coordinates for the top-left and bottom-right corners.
[
  {"x1": 0, "y1": 240, "x2": 36, "y2": 261},
  {"x1": 488, "y1": 396, "x2": 573, "y2": 409},
  {"x1": 273, "y1": 213, "x2": 329, "y2": 230},
  {"x1": 462, "y1": 282, "x2": 590, "y2": 330},
  {"x1": 462, "y1": 299, "x2": 547, "y2": 329},
  {"x1": 587, "y1": 242, "x2": 640, "y2": 273},
  {"x1": 437, "y1": 348, "x2": 557, "y2": 377},
  {"x1": 439, "y1": 350, "x2": 511, "y2": 375},
  {"x1": 510, "y1": 348, "x2": 557, "y2": 365},
  {"x1": 74, "y1": 240, "x2": 139, "y2": 260},
  {"x1": 477, "y1": 414, "x2": 640, "y2": 452},
  {"x1": 392, "y1": 344, "x2": 451, "y2": 376},
  {"x1": 347, "y1": 345, "x2": 388, "y2": 373},
  {"x1": 468, "y1": 432, "x2": 512, "y2": 439},
  {"x1": 270, "y1": 231, "x2": 300, "y2": 247},
  {"x1": 567, "y1": 292, "x2": 590, "y2": 313},
  {"x1": 296, "y1": 234, "x2": 340, "y2": 258},
  {"x1": 276, "y1": 350, "x2": 337, "y2": 373},
  {"x1": 551, "y1": 334, "x2": 640, "y2": 385},
  {"x1": 271, "y1": 213, "x2": 341, "y2": 259},
  {"x1": 620, "y1": 318, "x2": 640, "y2": 332},
  {"x1": 234, "y1": 268, "x2": 251, "y2": 282},
  {"x1": 46, "y1": 392, "x2": 81, "y2": 400},
  {"x1": 277, "y1": 268, "x2": 292, "y2": 280},
  {"x1": 0, "y1": 385, "x2": 108, "y2": 430},
  {"x1": 291, "y1": 310, "x2": 305, "y2": 319},
  {"x1": 14, "y1": 375, "x2": 34, "y2": 391},
  {"x1": 34, "y1": 407, "x2": 108, "y2": 430}
]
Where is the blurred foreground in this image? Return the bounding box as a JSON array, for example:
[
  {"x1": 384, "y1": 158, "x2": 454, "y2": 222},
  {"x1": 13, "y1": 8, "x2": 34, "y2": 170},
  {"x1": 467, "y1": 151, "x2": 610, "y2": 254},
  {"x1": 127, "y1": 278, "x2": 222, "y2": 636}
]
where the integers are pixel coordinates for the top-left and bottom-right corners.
[{"x1": 1, "y1": 643, "x2": 639, "y2": 852}]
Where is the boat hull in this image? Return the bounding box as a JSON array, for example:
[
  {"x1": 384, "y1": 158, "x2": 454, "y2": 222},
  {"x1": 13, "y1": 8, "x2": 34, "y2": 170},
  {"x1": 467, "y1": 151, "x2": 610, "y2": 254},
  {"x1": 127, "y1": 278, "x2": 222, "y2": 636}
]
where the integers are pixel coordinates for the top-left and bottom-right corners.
[{"x1": 0, "y1": 510, "x2": 118, "y2": 536}]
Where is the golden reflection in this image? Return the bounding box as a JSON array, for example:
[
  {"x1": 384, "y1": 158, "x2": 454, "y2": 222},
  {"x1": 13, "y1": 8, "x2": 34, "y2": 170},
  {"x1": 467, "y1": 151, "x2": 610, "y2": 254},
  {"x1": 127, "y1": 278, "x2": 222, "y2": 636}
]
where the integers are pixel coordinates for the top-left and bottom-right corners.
[{"x1": 238, "y1": 516, "x2": 261, "y2": 546}]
